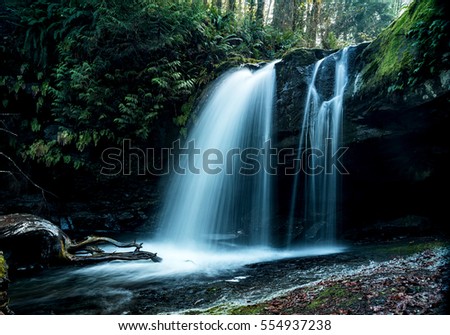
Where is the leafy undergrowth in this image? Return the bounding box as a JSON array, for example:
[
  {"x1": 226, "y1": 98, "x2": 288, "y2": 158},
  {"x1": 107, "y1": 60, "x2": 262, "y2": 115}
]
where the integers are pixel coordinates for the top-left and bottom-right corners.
[{"x1": 264, "y1": 247, "x2": 449, "y2": 315}]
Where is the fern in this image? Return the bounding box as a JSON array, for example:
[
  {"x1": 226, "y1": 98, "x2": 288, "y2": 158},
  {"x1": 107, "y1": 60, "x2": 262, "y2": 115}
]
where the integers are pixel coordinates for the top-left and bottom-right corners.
[{"x1": 4, "y1": 0, "x2": 290, "y2": 171}]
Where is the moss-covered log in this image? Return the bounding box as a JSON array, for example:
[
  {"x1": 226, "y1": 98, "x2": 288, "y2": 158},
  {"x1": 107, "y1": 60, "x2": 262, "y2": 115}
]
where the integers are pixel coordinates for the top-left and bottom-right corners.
[{"x1": 0, "y1": 214, "x2": 162, "y2": 268}]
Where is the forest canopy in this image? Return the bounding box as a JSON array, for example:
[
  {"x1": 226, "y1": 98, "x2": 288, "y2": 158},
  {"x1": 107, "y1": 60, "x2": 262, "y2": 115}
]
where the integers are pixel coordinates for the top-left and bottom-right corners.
[{"x1": 0, "y1": 0, "x2": 410, "y2": 177}]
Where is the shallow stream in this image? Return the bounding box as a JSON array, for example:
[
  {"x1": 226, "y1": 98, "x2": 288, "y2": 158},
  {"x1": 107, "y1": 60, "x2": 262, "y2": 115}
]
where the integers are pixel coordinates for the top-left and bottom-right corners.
[{"x1": 8, "y1": 242, "x2": 367, "y2": 314}]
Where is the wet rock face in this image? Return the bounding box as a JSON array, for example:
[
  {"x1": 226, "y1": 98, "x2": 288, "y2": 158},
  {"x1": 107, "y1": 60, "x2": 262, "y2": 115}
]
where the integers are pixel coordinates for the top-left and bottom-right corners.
[
  {"x1": 275, "y1": 40, "x2": 449, "y2": 237},
  {"x1": 0, "y1": 176, "x2": 162, "y2": 233},
  {"x1": 274, "y1": 1, "x2": 450, "y2": 238},
  {"x1": 274, "y1": 49, "x2": 335, "y2": 149},
  {"x1": 274, "y1": 44, "x2": 368, "y2": 149},
  {"x1": 341, "y1": 97, "x2": 450, "y2": 236}
]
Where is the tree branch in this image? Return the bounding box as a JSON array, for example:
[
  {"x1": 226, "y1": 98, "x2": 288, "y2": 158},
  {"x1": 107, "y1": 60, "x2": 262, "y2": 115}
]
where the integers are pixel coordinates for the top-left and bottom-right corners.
[
  {"x1": 69, "y1": 251, "x2": 161, "y2": 263},
  {"x1": 0, "y1": 120, "x2": 17, "y2": 137},
  {"x1": 0, "y1": 214, "x2": 162, "y2": 265},
  {"x1": 0, "y1": 152, "x2": 57, "y2": 199},
  {"x1": 68, "y1": 236, "x2": 144, "y2": 253}
]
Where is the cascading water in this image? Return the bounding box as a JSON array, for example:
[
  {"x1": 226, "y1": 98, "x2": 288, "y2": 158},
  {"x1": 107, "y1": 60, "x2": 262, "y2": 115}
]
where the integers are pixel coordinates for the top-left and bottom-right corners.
[
  {"x1": 288, "y1": 47, "x2": 351, "y2": 246},
  {"x1": 7, "y1": 57, "x2": 352, "y2": 316},
  {"x1": 7, "y1": 55, "x2": 355, "y2": 316},
  {"x1": 158, "y1": 61, "x2": 279, "y2": 250}
]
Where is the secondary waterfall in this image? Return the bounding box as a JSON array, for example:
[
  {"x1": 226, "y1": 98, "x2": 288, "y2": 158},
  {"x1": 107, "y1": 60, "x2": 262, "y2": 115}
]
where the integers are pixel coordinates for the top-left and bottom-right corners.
[
  {"x1": 288, "y1": 47, "x2": 351, "y2": 245},
  {"x1": 158, "y1": 61, "x2": 279, "y2": 249}
]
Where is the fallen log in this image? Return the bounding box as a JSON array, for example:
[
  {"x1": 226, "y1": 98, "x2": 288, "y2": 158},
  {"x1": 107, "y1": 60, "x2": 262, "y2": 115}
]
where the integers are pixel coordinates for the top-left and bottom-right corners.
[{"x1": 0, "y1": 213, "x2": 161, "y2": 268}]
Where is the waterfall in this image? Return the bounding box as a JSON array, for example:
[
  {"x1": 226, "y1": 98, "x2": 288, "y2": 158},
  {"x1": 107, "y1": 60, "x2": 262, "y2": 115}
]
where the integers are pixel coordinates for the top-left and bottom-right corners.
[
  {"x1": 288, "y1": 47, "x2": 351, "y2": 246},
  {"x1": 158, "y1": 61, "x2": 279, "y2": 250}
]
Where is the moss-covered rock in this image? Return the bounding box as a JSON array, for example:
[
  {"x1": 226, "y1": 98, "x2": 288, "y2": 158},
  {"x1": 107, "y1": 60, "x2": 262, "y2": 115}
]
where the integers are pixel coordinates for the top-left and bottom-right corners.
[
  {"x1": 0, "y1": 251, "x2": 11, "y2": 314},
  {"x1": 351, "y1": 0, "x2": 449, "y2": 109},
  {"x1": 0, "y1": 252, "x2": 7, "y2": 279},
  {"x1": 306, "y1": 284, "x2": 363, "y2": 312},
  {"x1": 274, "y1": 0, "x2": 449, "y2": 237},
  {"x1": 186, "y1": 302, "x2": 269, "y2": 315},
  {"x1": 340, "y1": 0, "x2": 449, "y2": 236}
]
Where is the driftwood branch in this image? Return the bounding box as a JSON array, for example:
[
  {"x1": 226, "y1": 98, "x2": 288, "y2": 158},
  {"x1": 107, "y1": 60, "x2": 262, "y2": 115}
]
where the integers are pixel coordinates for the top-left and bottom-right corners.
[
  {"x1": 0, "y1": 214, "x2": 162, "y2": 267},
  {"x1": 68, "y1": 251, "x2": 161, "y2": 263},
  {"x1": 68, "y1": 236, "x2": 144, "y2": 253}
]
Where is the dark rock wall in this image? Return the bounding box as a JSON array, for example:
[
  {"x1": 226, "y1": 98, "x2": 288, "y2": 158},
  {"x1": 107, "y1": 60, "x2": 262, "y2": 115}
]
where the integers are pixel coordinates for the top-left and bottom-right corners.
[
  {"x1": 274, "y1": 49, "x2": 334, "y2": 149},
  {"x1": 0, "y1": 175, "x2": 162, "y2": 234},
  {"x1": 274, "y1": 0, "x2": 450, "y2": 239}
]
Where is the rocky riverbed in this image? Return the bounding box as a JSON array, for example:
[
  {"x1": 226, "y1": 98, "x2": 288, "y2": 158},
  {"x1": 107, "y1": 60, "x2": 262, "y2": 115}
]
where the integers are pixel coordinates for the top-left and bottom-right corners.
[
  {"x1": 250, "y1": 244, "x2": 449, "y2": 315},
  {"x1": 7, "y1": 237, "x2": 449, "y2": 315}
]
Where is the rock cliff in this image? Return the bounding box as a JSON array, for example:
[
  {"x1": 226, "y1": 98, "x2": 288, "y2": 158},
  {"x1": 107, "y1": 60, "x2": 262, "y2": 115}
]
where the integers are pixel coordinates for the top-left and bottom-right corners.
[{"x1": 274, "y1": 0, "x2": 449, "y2": 238}]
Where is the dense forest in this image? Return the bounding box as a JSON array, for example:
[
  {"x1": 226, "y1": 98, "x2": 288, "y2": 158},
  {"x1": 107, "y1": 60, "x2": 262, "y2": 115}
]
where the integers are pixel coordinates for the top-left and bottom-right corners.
[{"x1": 1, "y1": 0, "x2": 409, "y2": 180}]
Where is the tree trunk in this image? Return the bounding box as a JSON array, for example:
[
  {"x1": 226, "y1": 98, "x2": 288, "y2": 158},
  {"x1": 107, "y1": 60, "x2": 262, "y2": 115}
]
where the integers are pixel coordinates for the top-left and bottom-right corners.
[
  {"x1": 273, "y1": 0, "x2": 295, "y2": 31},
  {"x1": 256, "y1": 0, "x2": 265, "y2": 22},
  {"x1": 247, "y1": 0, "x2": 256, "y2": 21},
  {"x1": 307, "y1": 0, "x2": 321, "y2": 47},
  {"x1": 228, "y1": 0, "x2": 236, "y2": 12},
  {"x1": 292, "y1": 0, "x2": 301, "y2": 31},
  {"x1": 216, "y1": 0, "x2": 223, "y2": 12},
  {"x1": 0, "y1": 214, "x2": 161, "y2": 268}
]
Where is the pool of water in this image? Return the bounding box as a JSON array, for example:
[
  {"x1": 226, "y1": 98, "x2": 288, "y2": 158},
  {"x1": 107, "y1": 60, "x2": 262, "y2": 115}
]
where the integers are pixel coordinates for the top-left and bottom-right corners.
[{"x1": 9, "y1": 242, "x2": 350, "y2": 314}]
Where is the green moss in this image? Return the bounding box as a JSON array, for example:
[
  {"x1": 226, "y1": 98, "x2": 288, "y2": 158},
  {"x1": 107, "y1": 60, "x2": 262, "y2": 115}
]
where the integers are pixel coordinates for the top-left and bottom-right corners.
[
  {"x1": 0, "y1": 252, "x2": 7, "y2": 279},
  {"x1": 281, "y1": 48, "x2": 321, "y2": 67},
  {"x1": 199, "y1": 305, "x2": 231, "y2": 315},
  {"x1": 307, "y1": 284, "x2": 362, "y2": 312},
  {"x1": 376, "y1": 240, "x2": 448, "y2": 257},
  {"x1": 184, "y1": 304, "x2": 231, "y2": 315},
  {"x1": 229, "y1": 303, "x2": 268, "y2": 315},
  {"x1": 186, "y1": 302, "x2": 268, "y2": 315},
  {"x1": 215, "y1": 56, "x2": 268, "y2": 73},
  {"x1": 184, "y1": 310, "x2": 202, "y2": 315},
  {"x1": 360, "y1": 0, "x2": 446, "y2": 96}
]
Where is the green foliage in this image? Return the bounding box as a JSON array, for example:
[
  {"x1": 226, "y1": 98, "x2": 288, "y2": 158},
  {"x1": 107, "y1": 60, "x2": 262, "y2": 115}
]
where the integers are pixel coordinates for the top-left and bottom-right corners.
[
  {"x1": 360, "y1": 0, "x2": 449, "y2": 97},
  {"x1": 373, "y1": 240, "x2": 448, "y2": 257},
  {"x1": 323, "y1": 1, "x2": 399, "y2": 45},
  {"x1": 406, "y1": 17, "x2": 449, "y2": 77},
  {"x1": 19, "y1": 0, "x2": 95, "y2": 70},
  {"x1": 0, "y1": 0, "x2": 425, "y2": 174},
  {"x1": 271, "y1": 0, "x2": 405, "y2": 48},
  {"x1": 1, "y1": 0, "x2": 293, "y2": 172},
  {"x1": 322, "y1": 31, "x2": 341, "y2": 50}
]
